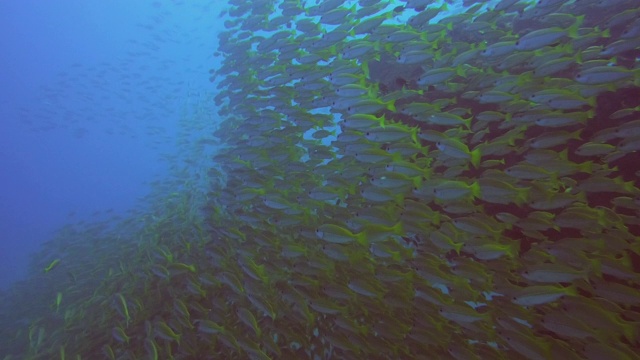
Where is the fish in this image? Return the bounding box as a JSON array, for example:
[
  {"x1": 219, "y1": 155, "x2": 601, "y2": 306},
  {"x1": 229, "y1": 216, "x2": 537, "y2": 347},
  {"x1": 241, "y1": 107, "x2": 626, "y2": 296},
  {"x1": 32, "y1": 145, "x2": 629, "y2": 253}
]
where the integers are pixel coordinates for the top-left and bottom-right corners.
[
  {"x1": 144, "y1": 339, "x2": 159, "y2": 360},
  {"x1": 514, "y1": 15, "x2": 583, "y2": 51},
  {"x1": 435, "y1": 138, "x2": 481, "y2": 168},
  {"x1": 112, "y1": 326, "x2": 130, "y2": 344},
  {"x1": 154, "y1": 321, "x2": 181, "y2": 344},
  {"x1": 236, "y1": 307, "x2": 261, "y2": 337},
  {"x1": 575, "y1": 65, "x2": 638, "y2": 85},
  {"x1": 44, "y1": 258, "x2": 61, "y2": 273},
  {"x1": 54, "y1": 292, "x2": 62, "y2": 313},
  {"x1": 4, "y1": 1, "x2": 640, "y2": 359},
  {"x1": 511, "y1": 285, "x2": 577, "y2": 306},
  {"x1": 316, "y1": 223, "x2": 366, "y2": 245},
  {"x1": 114, "y1": 293, "x2": 131, "y2": 326},
  {"x1": 438, "y1": 303, "x2": 488, "y2": 324},
  {"x1": 195, "y1": 319, "x2": 226, "y2": 335}
]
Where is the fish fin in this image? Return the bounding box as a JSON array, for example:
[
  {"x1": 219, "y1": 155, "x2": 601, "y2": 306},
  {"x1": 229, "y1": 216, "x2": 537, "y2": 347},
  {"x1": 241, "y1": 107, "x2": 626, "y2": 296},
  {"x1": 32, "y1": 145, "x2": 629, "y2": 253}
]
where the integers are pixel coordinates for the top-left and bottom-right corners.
[{"x1": 386, "y1": 99, "x2": 397, "y2": 112}]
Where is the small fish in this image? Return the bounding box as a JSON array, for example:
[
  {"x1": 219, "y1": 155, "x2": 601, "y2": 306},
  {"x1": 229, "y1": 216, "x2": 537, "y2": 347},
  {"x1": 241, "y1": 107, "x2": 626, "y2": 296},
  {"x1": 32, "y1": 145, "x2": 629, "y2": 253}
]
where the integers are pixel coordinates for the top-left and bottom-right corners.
[
  {"x1": 102, "y1": 345, "x2": 116, "y2": 360},
  {"x1": 346, "y1": 98, "x2": 396, "y2": 114},
  {"x1": 44, "y1": 259, "x2": 61, "y2": 273},
  {"x1": 154, "y1": 321, "x2": 181, "y2": 344},
  {"x1": 575, "y1": 66, "x2": 638, "y2": 85},
  {"x1": 575, "y1": 142, "x2": 616, "y2": 156},
  {"x1": 436, "y1": 138, "x2": 481, "y2": 168},
  {"x1": 438, "y1": 303, "x2": 488, "y2": 324},
  {"x1": 195, "y1": 319, "x2": 226, "y2": 335},
  {"x1": 364, "y1": 124, "x2": 418, "y2": 143},
  {"x1": 515, "y1": 15, "x2": 583, "y2": 51},
  {"x1": 347, "y1": 277, "x2": 385, "y2": 298},
  {"x1": 115, "y1": 293, "x2": 131, "y2": 326},
  {"x1": 144, "y1": 339, "x2": 159, "y2": 360},
  {"x1": 417, "y1": 66, "x2": 466, "y2": 87},
  {"x1": 522, "y1": 263, "x2": 592, "y2": 283},
  {"x1": 55, "y1": 292, "x2": 62, "y2": 313},
  {"x1": 316, "y1": 224, "x2": 365, "y2": 245},
  {"x1": 112, "y1": 326, "x2": 130, "y2": 344},
  {"x1": 511, "y1": 285, "x2": 577, "y2": 306},
  {"x1": 308, "y1": 297, "x2": 345, "y2": 315},
  {"x1": 433, "y1": 180, "x2": 481, "y2": 201}
]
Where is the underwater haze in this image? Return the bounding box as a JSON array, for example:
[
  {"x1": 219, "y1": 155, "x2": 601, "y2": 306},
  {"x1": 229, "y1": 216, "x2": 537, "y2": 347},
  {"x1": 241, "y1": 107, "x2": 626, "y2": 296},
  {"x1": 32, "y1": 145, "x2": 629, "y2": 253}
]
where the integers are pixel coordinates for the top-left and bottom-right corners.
[
  {"x1": 0, "y1": 0, "x2": 222, "y2": 290},
  {"x1": 2, "y1": 0, "x2": 640, "y2": 359}
]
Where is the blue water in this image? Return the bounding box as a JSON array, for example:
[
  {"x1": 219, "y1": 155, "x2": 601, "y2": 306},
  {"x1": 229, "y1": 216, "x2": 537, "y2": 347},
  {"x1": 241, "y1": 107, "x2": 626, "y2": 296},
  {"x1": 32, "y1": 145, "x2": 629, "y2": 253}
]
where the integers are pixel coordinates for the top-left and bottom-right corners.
[{"x1": 0, "y1": 0, "x2": 223, "y2": 290}]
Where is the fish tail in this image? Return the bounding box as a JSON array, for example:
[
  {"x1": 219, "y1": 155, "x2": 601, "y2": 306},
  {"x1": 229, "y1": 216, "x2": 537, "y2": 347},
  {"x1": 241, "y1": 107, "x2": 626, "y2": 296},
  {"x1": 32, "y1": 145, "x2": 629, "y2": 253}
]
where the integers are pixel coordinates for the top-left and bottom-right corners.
[
  {"x1": 617, "y1": 323, "x2": 636, "y2": 344},
  {"x1": 394, "y1": 192, "x2": 405, "y2": 206},
  {"x1": 515, "y1": 187, "x2": 529, "y2": 206},
  {"x1": 379, "y1": 114, "x2": 387, "y2": 128},
  {"x1": 470, "y1": 148, "x2": 481, "y2": 168},
  {"x1": 411, "y1": 175, "x2": 423, "y2": 189},
  {"x1": 470, "y1": 181, "x2": 481, "y2": 199},
  {"x1": 588, "y1": 259, "x2": 602, "y2": 278},
  {"x1": 362, "y1": 61, "x2": 370, "y2": 79},
  {"x1": 568, "y1": 15, "x2": 585, "y2": 38},
  {"x1": 452, "y1": 241, "x2": 464, "y2": 255},
  {"x1": 386, "y1": 99, "x2": 397, "y2": 112},
  {"x1": 575, "y1": 49, "x2": 583, "y2": 64},
  {"x1": 393, "y1": 221, "x2": 404, "y2": 236},
  {"x1": 410, "y1": 126, "x2": 419, "y2": 144},
  {"x1": 356, "y1": 232, "x2": 369, "y2": 247},
  {"x1": 463, "y1": 116, "x2": 472, "y2": 130},
  {"x1": 622, "y1": 179, "x2": 638, "y2": 195},
  {"x1": 579, "y1": 161, "x2": 593, "y2": 174}
]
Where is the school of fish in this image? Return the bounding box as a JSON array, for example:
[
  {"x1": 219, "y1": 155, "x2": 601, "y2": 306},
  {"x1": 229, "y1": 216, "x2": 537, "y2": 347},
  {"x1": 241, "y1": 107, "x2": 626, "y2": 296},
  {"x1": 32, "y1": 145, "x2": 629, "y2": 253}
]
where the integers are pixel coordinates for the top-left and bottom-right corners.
[{"x1": 1, "y1": 0, "x2": 640, "y2": 359}]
